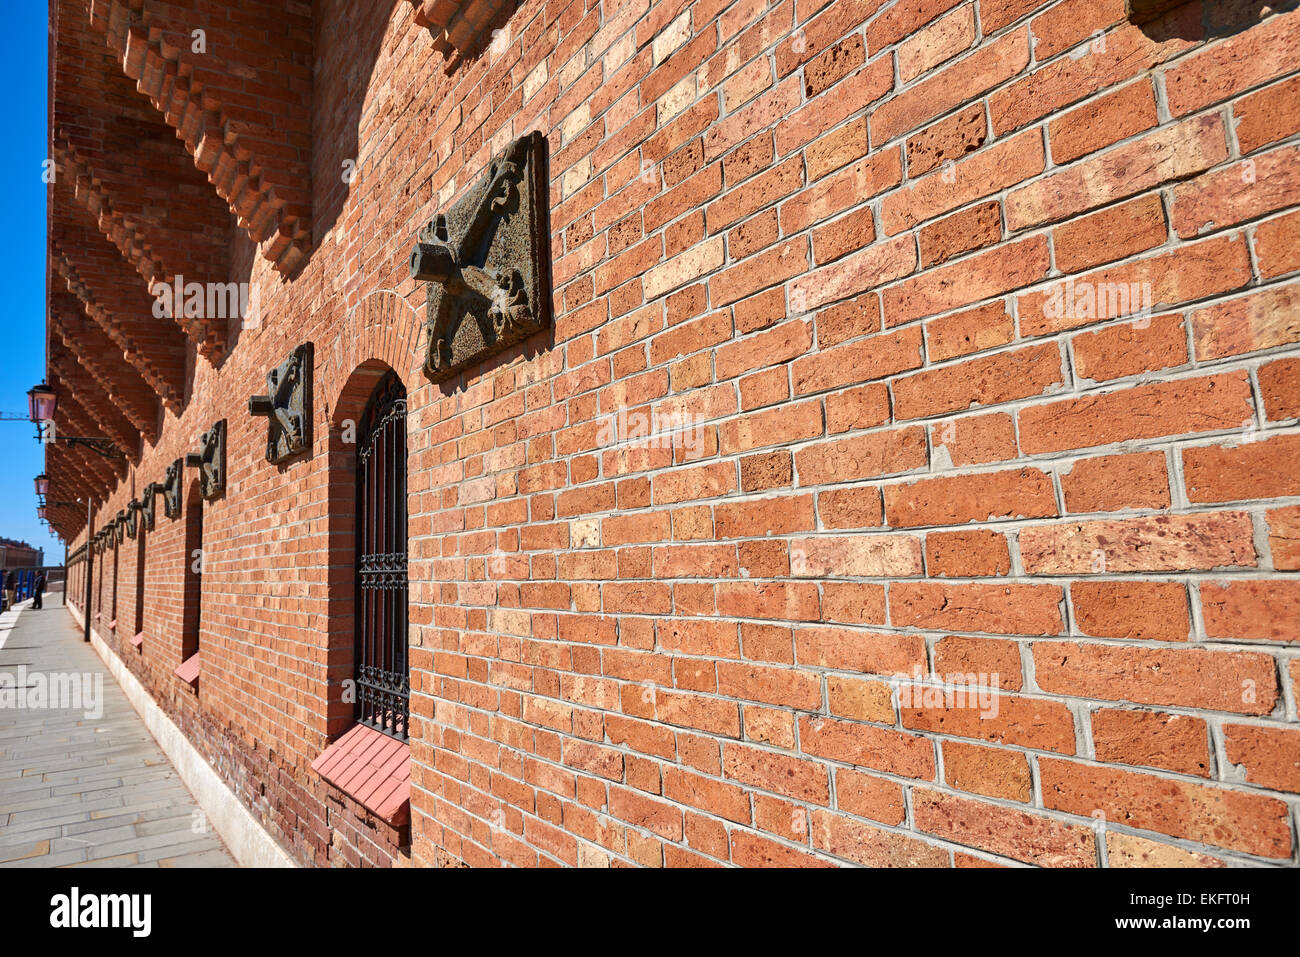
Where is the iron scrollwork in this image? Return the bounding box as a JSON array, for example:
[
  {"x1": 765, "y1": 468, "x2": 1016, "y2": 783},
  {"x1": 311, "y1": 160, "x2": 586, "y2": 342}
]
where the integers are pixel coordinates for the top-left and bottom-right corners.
[
  {"x1": 249, "y1": 343, "x2": 313, "y2": 464},
  {"x1": 410, "y1": 131, "x2": 550, "y2": 383}
]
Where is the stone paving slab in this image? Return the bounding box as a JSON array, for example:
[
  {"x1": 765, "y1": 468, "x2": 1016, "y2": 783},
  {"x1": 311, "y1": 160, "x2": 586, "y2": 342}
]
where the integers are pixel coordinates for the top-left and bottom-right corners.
[{"x1": 0, "y1": 601, "x2": 234, "y2": 868}]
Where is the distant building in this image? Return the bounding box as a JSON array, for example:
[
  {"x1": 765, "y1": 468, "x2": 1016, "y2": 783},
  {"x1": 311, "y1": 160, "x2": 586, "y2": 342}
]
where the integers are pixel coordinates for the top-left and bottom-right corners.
[{"x1": 0, "y1": 538, "x2": 44, "y2": 570}]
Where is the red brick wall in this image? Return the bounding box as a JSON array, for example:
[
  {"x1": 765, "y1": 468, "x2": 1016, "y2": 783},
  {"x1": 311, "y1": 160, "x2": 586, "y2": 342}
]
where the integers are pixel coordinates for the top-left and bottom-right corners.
[{"x1": 61, "y1": 0, "x2": 1300, "y2": 868}]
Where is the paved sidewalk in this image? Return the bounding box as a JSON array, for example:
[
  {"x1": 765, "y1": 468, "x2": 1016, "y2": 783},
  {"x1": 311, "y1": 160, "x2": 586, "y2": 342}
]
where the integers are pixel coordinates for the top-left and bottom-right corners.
[{"x1": 0, "y1": 600, "x2": 234, "y2": 867}]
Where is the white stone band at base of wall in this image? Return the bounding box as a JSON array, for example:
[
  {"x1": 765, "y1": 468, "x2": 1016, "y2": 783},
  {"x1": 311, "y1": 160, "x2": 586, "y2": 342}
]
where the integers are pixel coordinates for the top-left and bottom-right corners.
[{"x1": 69, "y1": 603, "x2": 296, "y2": 868}]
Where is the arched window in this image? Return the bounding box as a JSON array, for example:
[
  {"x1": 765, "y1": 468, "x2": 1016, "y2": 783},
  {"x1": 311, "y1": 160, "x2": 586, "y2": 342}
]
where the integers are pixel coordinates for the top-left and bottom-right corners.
[
  {"x1": 133, "y1": 523, "x2": 146, "y2": 646},
  {"x1": 110, "y1": 534, "x2": 119, "y2": 629},
  {"x1": 95, "y1": 542, "x2": 105, "y2": 619},
  {"x1": 176, "y1": 482, "x2": 203, "y2": 687},
  {"x1": 355, "y1": 371, "x2": 408, "y2": 739}
]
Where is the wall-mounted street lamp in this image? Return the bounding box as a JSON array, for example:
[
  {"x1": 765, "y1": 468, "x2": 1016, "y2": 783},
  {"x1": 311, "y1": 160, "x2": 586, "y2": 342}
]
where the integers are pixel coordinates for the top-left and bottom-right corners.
[
  {"x1": 27, "y1": 381, "x2": 126, "y2": 459},
  {"x1": 27, "y1": 382, "x2": 56, "y2": 424}
]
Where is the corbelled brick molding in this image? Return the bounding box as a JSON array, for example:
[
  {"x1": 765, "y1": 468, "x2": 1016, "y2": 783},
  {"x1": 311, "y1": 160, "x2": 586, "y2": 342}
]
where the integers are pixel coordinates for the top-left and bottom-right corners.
[
  {"x1": 89, "y1": 0, "x2": 312, "y2": 276},
  {"x1": 409, "y1": 0, "x2": 520, "y2": 72}
]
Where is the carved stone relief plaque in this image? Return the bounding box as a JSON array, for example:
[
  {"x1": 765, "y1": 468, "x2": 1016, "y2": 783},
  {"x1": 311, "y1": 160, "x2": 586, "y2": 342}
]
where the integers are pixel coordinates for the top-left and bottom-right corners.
[
  {"x1": 410, "y1": 131, "x2": 550, "y2": 383},
  {"x1": 250, "y1": 343, "x2": 313, "y2": 463}
]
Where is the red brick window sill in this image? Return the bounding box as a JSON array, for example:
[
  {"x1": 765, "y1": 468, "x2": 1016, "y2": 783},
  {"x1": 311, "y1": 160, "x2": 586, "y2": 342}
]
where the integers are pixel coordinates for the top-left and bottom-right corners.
[
  {"x1": 174, "y1": 652, "x2": 200, "y2": 688},
  {"x1": 311, "y1": 724, "x2": 411, "y2": 826},
  {"x1": 130, "y1": 632, "x2": 144, "y2": 650}
]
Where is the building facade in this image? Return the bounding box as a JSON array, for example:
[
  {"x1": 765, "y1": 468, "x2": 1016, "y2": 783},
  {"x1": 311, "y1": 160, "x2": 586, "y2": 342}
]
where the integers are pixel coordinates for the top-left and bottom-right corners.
[
  {"x1": 0, "y1": 538, "x2": 44, "y2": 571},
  {"x1": 46, "y1": 0, "x2": 1300, "y2": 867}
]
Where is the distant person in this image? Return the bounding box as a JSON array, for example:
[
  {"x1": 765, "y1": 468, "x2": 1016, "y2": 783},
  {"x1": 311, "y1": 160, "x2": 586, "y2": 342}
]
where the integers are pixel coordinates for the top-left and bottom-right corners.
[
  {"x1": 3, "y1": 571, "x2": 15, "y2": 611},
  {"x1": 33, "y1": 573, "x2": 46, "y2": 610}
]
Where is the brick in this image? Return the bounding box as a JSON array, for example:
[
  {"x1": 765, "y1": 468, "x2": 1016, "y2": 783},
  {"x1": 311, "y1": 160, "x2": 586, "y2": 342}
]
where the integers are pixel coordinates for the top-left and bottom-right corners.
[
  {"x1": 818, "y1": 486, "x2": 884, "y2": 529},
  {"x1": 890, "y1": 582, "x2": 1065, "y2": 635},
  {"x1": 730, "y1": 830, "x2": 832, "y2": 868},
  {"x1": 884, "y1": 467, "x2": 1058, "y2": 528},
  {"x1": 1019, "y1": 234, "x2": 1253, "y2": 337},
  {"x1": 1105, "y1": 833, "x2": 1225, "y2": 868},
  {"x1": 1265, "y1": 505, "x2": 1300, "y2": 570},
  {"x1": 833, "y1": 768, "x2": 905, "y2": 825},
  {"x1": 791, "y1": 325, "x2": 923, "y2": 396},
  {"x1": 1039, "y1": 758, "x2": 1292, "y2": 859},
  {"x1": 990, "y1": 12, "x2": 1200, "y2": 134},
  {"x1": 1259, "y1": 358, "x2": 1300, "y2": 422},
  {"x1": 790, "y1": 535, "x2": 924, "y2": 578},
  {"x1": 1033, "y1": 641, "x2": 1277, "y2": 715},
  {"x1": 903, "y1": 691, "x2": 1076, "y2": 753},
  {"x1": 1029, "y1": 0, "x2": 1127, "y2": 60},
  {"x1": 794, "y1": 627, "x2": 926, "y2": 676},
  {"x1": 812, "y1": 205, "x2": 877, "y2": 264},
  {"x1": 1164, "y1": 9, "x2": 1300, "y2": 116},
  {"x1": 811, "y1": 811, "x2": 949, "y2": 867},
  {"x1": 804, "y1": 117, "x2": 870, "y2": 182},
  {"x1": 1223, "y1": 724, "x2": 1300, "y2": 794},
  {"x1": 789, "y1": 235, "x2": 917, "y2": 313},
  {"x1": 893, "y1": 342, "x2": 1063, "y2": 421},
  {"x1": 793, "y1": 427, "x2": 928, "y2": 485},
  {"x1": 799, "y1": 716, "x2": 937, "y2": 779},
  {"x1": 942, "y1": 741, "x2": 1033, "y2": 801},
  {"x1": 1183, "y1": 434, "x2": 1300, "y2": 503},
  {"x1": 930, "y1": 412, "x2": 1019, "y2": 467},
  {"x1": 1051, "y1": 193, "x2": 1167, "y2": 274},
  {"x1": 884, "y1": 236, "x2": 1052, "y2": 327},
  {"x1": 1060, "y1": 451, "x2": 1171, "y2": 512},
  {"x1": 1020, "y1": 512, "x2": 1258, "y2": 574},
  {"x1": 1234, "y1": 74, "x2": 1300, "y2": 153},
  {"x1": 1254, "y1": 210, "x2": 1300, "y2": 279},
  {"x1": 1171, "y1": 145, "x2": 1300, "y2": 239},
  {"x1": 825, "y1": 383, "x2": 892, "y2": 435},
  {"x1": 872, "y1": 29, "x2": 1031, "y2": 144},
  {"x1": 828, "y1": 675, "x2": 895, "y2": 723},
  {"x1": 932, "y1": 635, "x2": 1023, "y2": 690},
  {"x1": 904, "y1": 103, "x2": 986, "y2": 178},
  {"x1": 1071, "y1": 580, "x2": 1190, "y2": 641},
  {"x1": 722, "y1": 742, "x2": 830, "y2": 803},
  {"x1": 1091, "y1": 709, "x2": 1211, "y2": 777},
  {"x1": 884, "y1": 130, "x2": 1043, "y2": 235},
  {"x1": 919, "y1": 201, "x2": 1002, "y2": 267},
  {"x1": 1047, "y1": 79, "x2": 1159, "y2": 165},
  {"x1": 1189, "y1": 283, "x2": 1300, "y2": 361},
  {"x1": 1201, "y1": 580, "x2": 1300, "y2": 643},
  {"x1": 980, "y1": 0, "x2": 1051, "y2": 31},
  {"x1": 1017, "y1": 373, "x2": 1254, "y2": 454},
  {"x1": 924, "y1": 302, "x2": 1015, "y2": 362},
  {"x1": 925, "y1": 529, "x2": 1012, "y2": 577},
  {"x1": 1005, "y1": 114, "x2": 1228, "y2": 230},
  {"x1": 1072, "y1": 314, "x2": 1187, "y2": 383},
  {"x1": 899, "y1": 4, "x2": 977, "y2": 81},
  {"x1": 913, "y1": 789, "x2": 1097, "y2": 867}
]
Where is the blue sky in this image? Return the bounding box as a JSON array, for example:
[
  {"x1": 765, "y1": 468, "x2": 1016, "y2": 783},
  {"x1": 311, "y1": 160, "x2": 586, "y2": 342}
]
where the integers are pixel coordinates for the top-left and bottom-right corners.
[{"x1": 0, "y1": 3, "x2": 63, "y2": 564}]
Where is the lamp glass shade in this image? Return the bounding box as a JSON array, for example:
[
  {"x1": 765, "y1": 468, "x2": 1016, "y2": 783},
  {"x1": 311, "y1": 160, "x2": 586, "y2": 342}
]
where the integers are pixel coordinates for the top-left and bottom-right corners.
[
  {"x1": 37, "y1": 506, "x2": 47, "y2": 520},
  {"x1": 28, "y1": 382, "x2": 56, "y2": 423},
  {"x1": 34, "y1": 473, "x2": 50, "y2": 496}
]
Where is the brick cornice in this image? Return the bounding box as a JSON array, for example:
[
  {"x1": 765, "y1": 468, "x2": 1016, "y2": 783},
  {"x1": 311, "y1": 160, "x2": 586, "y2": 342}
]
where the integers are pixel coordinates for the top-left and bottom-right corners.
[{"x1": 94, "y1": 0, "x2": 313, "y2": 276}]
